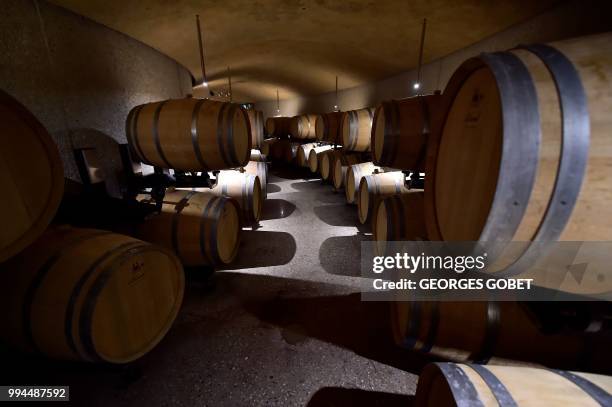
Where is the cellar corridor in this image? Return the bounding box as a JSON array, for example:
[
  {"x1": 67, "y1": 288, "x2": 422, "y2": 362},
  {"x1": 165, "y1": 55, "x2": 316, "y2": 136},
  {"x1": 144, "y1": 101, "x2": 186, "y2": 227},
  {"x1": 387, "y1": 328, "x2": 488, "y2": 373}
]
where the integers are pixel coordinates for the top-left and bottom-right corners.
[{"x1": 0, "y1": 166, "x2": 426, "y2": 406}]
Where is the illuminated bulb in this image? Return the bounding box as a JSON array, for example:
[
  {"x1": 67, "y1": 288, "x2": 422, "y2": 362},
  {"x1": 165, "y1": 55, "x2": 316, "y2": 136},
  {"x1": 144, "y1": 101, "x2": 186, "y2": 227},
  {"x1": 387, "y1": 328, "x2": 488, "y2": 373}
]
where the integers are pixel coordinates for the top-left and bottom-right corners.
[
  {"x1": 413, "y1": 82, "x2": 420, "y2": 90},
  {"x1": 334, "y1": 105, "x2": 338, "y2": 110},
  {"x1": 202, "y1": 81, "x2": 209, "y2": 87}
]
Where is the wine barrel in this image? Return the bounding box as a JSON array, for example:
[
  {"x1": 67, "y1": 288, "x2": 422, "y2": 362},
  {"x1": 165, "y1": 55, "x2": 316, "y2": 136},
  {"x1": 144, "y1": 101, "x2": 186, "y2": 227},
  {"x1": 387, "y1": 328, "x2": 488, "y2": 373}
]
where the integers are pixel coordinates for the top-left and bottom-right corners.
[
  {"x1": 391, "y1": 301, "x2": 589, "y2": 368},
  {"x1": 260, "y1": 139, "x2": 276, "y2": 157},
  {"x1": 127, "y1": 98, "x2": 251, "y2": 171},
  {"x1": 425, "y1": 33, "x2": 612, "y2": 294},
  {"x1": 332, "y1": 153, "x2": 365, "y2": 189},
  {"x1": 315, "y1": 112, "x2": 343, "y2": 143},
  {"x1": 244, "y1": 160, "x2": 268, "y2": 199},
  {"x1": 0, "y1": 227, "x2": 184, "y2": 363},
  {"x1": 290, "y1": 114, "x2": 318, "y2": 140},
  {"x1": 320, "y1": 149, "x2": 342, "y2": 181},
  {"x1": 415, "y1": 363, "x2": 612, "y2": 407},
  {"x1": 345, "y1": 162, "x2": 381, "y2": 204},
  {"x1": 296, "y1": 142, "x2": 318, "y2": 167},
  {"x1": 357, "y1": 171, "x2": 407, "y2": 224},
  {"x1": 284, "y1": 142, "x2": 302, "y2": 164},
  {"x1": 341, "y1": 108, "x2": 375, "y2": 152},
  {"x1": 268, "y1": 138, "x2": 291, "y2": 162},
  {"x1": 250, "y1": 149, "x2": 267, "y2": 162},
  {"x1": 0, "y1": 90, "x2": 64, "y2": 262},
  {"x1": 213, "y1": 170, "x2": 263, "y2": 223},
  {"x1": 373, "y1": 191, "x2": 426, "y2": 256},
  {"x1": 246, "y1": 109, "x2": 264, "y2": 148},
  {"x1": 308, "y1": 145, "x2": 333, "y2": 173},
  {"x1": 138, "y1": 190, "x2": 241, "y2": 265},
  {"x1": 265, "y1": 116, "x2": 292, "y2": 138},
  {"x1": 372, "y1": 95, "x2": 442, "y2": 171}
]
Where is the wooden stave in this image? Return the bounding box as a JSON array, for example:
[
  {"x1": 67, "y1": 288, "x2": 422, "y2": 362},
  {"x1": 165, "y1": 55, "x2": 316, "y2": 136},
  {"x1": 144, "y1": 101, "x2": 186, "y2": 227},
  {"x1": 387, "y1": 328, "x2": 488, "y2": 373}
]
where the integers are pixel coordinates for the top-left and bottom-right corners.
[
  {"x1": 128, "y1": 98, "x2": 251, "y2": 171},
  {"x1": 0, "y1": 227, "x2": 184, "y2": 364},
  {"x1": 341, "y1": 108, "x2": 375, "y2": 152},
  {"x1": 357, "y1": 171, "x2": 407, "y2": 224},
  {"x1": 0, "y1": 90, "x2": 65, "y2": 262},
  {"x1": 138, "y1": 190, "x2": 241, "y2": 266},
  {"x1": 424, "y1": 33, "x2": 612, "y2": 294},
  {"x1": 415, "y1": 362, "x2": 612, "y2": 407}
]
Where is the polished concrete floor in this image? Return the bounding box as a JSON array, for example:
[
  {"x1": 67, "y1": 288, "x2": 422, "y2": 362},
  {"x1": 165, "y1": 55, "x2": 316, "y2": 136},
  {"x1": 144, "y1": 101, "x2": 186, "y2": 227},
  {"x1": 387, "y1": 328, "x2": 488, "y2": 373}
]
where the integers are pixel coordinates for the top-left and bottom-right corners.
[{"x1": 1, "y1": 165, "x2": 427, "y2": 406}]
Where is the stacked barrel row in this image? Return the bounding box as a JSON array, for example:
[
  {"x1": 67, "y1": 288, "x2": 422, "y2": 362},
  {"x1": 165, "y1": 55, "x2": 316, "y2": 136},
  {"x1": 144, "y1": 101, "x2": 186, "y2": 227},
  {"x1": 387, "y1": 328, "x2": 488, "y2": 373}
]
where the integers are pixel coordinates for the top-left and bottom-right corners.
[
  {"x1": 126, "y1": 99, "x2": 270, "y2": 270},
  {"x1": 0, "y1": 90, "x2": 184, "y2": 364},
  {"x1": 359, "y1": 32, "x2": 612, "y2": 403}
]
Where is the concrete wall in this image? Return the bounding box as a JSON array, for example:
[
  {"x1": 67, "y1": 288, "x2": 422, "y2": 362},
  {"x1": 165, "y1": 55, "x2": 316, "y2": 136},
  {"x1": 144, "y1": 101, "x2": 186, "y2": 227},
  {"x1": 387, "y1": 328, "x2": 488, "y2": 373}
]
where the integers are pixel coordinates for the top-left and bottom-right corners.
[
  {"x1": 256, "y1": 0, "x2": 612, "y2": 118},
  {"x1": 0, "y1": 0, "x2": 193, "y2": 196}
]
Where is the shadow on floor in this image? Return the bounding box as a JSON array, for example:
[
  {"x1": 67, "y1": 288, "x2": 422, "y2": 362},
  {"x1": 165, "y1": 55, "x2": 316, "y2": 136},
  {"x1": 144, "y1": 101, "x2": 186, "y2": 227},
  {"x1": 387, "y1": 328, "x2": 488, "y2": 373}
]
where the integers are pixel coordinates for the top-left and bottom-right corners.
[
  {"x1": 266, "y1": 183, "x2": 282, "y2": 194},
  {"x1": 307, "y1": 387, "x2": 414, "y2": 407},
  {"x1": 290, "y1": 180, "x2": 327, "y2": 191},
  {"x1": 313, "y1": 188, "x2": 347, "y2": 205},
  {"x1": 223, "y1": 230, "x2": 297, "y2": 269},
  {"x1": 313, "y1": 204, "x2": 368, "y2": 232},
  {"x1": 319, "y1": 234, "x2": 371, "y2": 277},
  {"x1": 270, "y1": 164, "x2": 319, "y2": 181},
  {"x1": 261, "y1": 199, "x2": 297, "y2": 221},
  {"x1": 241, "y1": 284, "x2": 431, "y2": 374}
]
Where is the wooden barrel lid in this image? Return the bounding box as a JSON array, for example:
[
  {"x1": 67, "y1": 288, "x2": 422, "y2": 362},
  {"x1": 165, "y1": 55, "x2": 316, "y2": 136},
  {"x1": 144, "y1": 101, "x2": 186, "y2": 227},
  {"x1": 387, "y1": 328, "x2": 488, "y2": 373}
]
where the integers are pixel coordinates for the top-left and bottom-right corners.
[
  {"x1": 0, "y1": 90, "x2": 64, "y2": 262},
  {"x1": 434, "y1": 67, "x2": 502, "y2": 240},
  {"x1": 216, "y1": 198, "x2": 241, "y2": 264},
  {"x1": 85, "y1": 243, "x2": 184, "y2": 363}
]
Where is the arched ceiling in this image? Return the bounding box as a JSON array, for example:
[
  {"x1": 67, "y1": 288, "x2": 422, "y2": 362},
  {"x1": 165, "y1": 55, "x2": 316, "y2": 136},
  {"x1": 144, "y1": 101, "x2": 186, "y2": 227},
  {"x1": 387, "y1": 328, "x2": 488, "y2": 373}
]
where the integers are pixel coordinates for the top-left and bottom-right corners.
[{"x1": 50, "y1": 0, "x2": 559, "y2": 102}]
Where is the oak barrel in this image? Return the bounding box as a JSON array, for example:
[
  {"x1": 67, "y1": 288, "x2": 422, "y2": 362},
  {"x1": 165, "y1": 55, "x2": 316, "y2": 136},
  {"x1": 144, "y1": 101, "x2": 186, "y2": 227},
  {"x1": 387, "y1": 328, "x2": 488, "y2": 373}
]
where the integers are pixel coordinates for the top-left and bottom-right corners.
[
  {"x1": 0, "y1": 90, "x2": 64, "y2": 263},
  {"x1": 308, "y1": 145, "x2": 333, "y2": 173},
  {"x1": 315, "y1": 112, "x2": 343, "y2": 143},
  {"x1": 372, "y1": 95, "x2": 441, "y2": 171},
  {"x1": 424, "y1": 33, "x2": 612, "y2": 294},
  {"x1": 214, "y1": 170, "x2": 263, "y2": 223},
  {"x1": 244, "y1": 160, "x2": 268, "y2": 199},
  {"x1": 265, "y1": 116, "x2": 292, "y2": 138},
  {"x1": 127, "y1": 98, "x2": 251, "y2": 171},
  {"x1": 320, "y1": 149, "x2": 342, "y2": 181},
  {"x1": 332, "y1": 153, "x2": 365, "y2": 189},
  {"x1": 373, "y1": 191, "x2": 426, "y2": 256},
  {"x1": 357, "y1": 171, "x2": 407, "y2": 224},
  {"x1": 415, "y1": 363, "x2": 612, "y2": 407},
  {"x1": 392, "y1": 301, "x2": 589, "y2": 368},
  {"x1": 296, "y1": 143, "x2": 318, "y2": 167},
  {"x1": 290, "y1": 114, "x2": 318, "y2": 140},
  {"x1": 0, "y1": 227, "x2": 184, "y2": 363},
  {"x1": 285, "y1": 142, "x2": 302, "y2": 164},
  {"x1": 138, "y1": 190, "x2": 241, "y2": 265},
  {"x1": 341, "y1": 108, "x2": 375, "y2": 152},
  {"x1": 250, "y1": 149, "x2": 267, "y2": 162},
  {"x1": 345, "y1": 162, "x2": 381, "y2": 204},
  {"x1": 246, "y1": 109, "x2": 264, "y2": 148},
  {"x1": 260, "y1": 139, "x2": 276, "y2": 157}
]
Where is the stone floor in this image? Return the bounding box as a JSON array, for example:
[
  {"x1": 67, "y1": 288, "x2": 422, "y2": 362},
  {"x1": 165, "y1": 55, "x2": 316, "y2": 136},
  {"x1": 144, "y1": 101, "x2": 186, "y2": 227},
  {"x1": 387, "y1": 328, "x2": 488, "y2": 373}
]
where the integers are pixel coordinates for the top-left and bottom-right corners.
[{"x1": 1, "y1": 165, "x2": 428, "y2": 406}]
